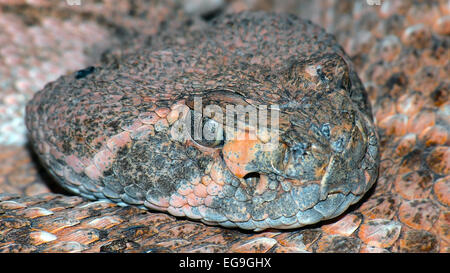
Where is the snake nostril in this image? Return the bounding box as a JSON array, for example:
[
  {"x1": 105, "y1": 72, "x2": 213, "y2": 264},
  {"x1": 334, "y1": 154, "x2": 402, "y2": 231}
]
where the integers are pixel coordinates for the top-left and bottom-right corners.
[{"x1": 243, "y1": 172, "x2": 261, "y2": 186}]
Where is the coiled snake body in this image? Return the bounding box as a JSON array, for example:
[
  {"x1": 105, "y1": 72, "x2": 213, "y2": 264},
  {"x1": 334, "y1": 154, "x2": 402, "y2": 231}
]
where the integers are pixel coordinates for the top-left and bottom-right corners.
[
  {"x1": 0, "y1": 0, "x2": 448, "y2": 253},
  {"x1": 26, "y1": 12, "x2": 380, "y2": 231}
]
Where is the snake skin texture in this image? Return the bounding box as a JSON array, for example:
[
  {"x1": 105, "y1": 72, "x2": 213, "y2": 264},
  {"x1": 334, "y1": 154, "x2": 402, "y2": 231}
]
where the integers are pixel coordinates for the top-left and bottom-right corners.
[
  {"x1": 0, "y1": 0, "x2": 449, "y2": 252},
  {"x1": 25, "y1": 11, "x2": 380, "y2": 231}
]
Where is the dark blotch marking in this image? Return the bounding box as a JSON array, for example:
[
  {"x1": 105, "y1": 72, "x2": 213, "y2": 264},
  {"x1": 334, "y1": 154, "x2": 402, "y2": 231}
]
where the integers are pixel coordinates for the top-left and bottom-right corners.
[
  {"x1": 111, "y1": 134, "x2": 201, "y2": 200},
  {"x1": 75, "y1": 66, "x2": 95, "y2": 79}
]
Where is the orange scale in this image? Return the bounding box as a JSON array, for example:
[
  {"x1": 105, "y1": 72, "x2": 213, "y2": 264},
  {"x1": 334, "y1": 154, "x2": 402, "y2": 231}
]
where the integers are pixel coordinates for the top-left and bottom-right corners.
[
  {"x1": 321, "y1": 214, "x2": 362, "y2": 237},
  {"x1": 143, "y1": 201, "x2": 167, "y2": 212},
  {"x1": 167, "y1": 206, "x2": 185, "y2": 217},
  {"x1": 398, "y1": 54, "x2": 421, "y2": 76},
  {"x1": 130, "y1": 125, "x2": 154, "y2": 140},
  {"x1": 396, "y1": 92, "x2": 425, "y2": 116},
  {"x1": 84, "y1": 164, "x2": 103, "y2": 181},
  {"x1": 203, "y1": 195, "x2": 215, "y2": 207},
  {"x1": 401, "y1": 24, "x2": 432, "y2": 49},
  {"x1": 201, "y1": 175, "x2": 212, "y2": 186},
  {"x1": 430, "y1": 211, "x2": 450, "y2": 246},
  {"x1": 157, "y1": 196, "x2": 170, "y2": 208},
  {"x1": 271, "y1": 245, "x2": 307, "y2": 253},
  {"x1": 168, "y1": 193, "x2": 187, "y2": 208},
  {"x1": 209, "y1": 162, "x2": 226, "y2": 185},
  {"x1": 152, "y1": 239, "x2": 191, "y2": 250},
  {"x1": 57, "y1": 228, "x2": 101, "y2": 245},
  {"x1": 363, "y1": 82, "x2": 378, "y2": 103},
  {"x1": 193, "y1": 183, "x2": 208, "y2": 198},
  {"x1": 397, "y1": 150, "x2": 423, "y2": 175},
  {"x1": 394, "y1": 227, "x2": 440, "y2": 252},
  {"x1": 406, "y1": 110, "x2": 436, "y2": 135},
  {"x1": 398, "y1": 199, "x2": 440, "y2": 231},
  {"x1": 0, "y1": 200, "x2": 26, "y2": 210},
  {"x1": 177, "y1": 183, "x2": 193, "y2": 196},
  {"x1": 29, "y1": 231, "x2": 57, "y2": 245},
  {"x1": 379, "y1": 156, "x2": 398, "y2": 174},
  {"x1": 186, "y1": 193, "x2": 204, "y2": 207},
  {"x1": 433, "y1": 176, "x2": 450, "y2": 206},
  {"x1": 422, "y1": 47, "x2": 450, "y2": 66},
  {"x1": 433, "y1": 15, "x2": 450, "y2": 35},
  {"x1": 395, "y1": 133, "x2": 417, "y2": 157},
  {"x1": 411, "y1": 74, "x2": 440, "y2": 98},
  {"x1": 138, "y1": 112, "x2": 159, "y2": 125},
  {"x1": 155, "y1": 107, "x2": 170, "y2": 118},
  {"x1": 358, "y1": 195, "x2": 400, "y2": 220},
  {"x1": 170, "y1": 100, "x2": 186, "y2": 110},
  {"x1": 419, "y1": 125, "x2": 449, "y2": 146},
  {"x1": 378, "y1": 35, "x2": 402, "y2": 62},
  {"x1": 272, "y1": 233, "x2": 296, "y2": 248},
  {"x1": 378, "y1": 114, "x2": 408, "y2": 136},
  {"x1": 106, "y1": 131, "x2": 131, "y2": 153},
  {"x1": 314, "y1": 234, "x2": 360, "y2": 252},
  {"x1": 357, "y1": 219, "x2": 402, "y2": 248},
  {"x1": 378, "y1": 1, "x2": 403, "y2": 19},
  {"x1": 120, "y1": 119, "x2": 143, "y2": 132},
  {"x1": 21, "y1": 207, "x2": 54, "y2": 219},
  {"x1": 64, "y1": 154, "x2": 85, "y2": 174},
  {"x1": 426, "y1": 146, "x2": 450, "y2": 175},
  {"x1": 84, "y1": 215, "x2": 123, "y2": 230},
  {"x1": 181, "y1": 205, "x2": 202, "y2": 220},
  {"x1": 440, "y1": 2, "x2": 450, "y2": 14},
  {"x1": 87, "y1": 134, "x2": 108, "y2": 150},
  {"x1": 393, "y1": 171, "x2": 433, "y2": 200},
  {"x1": 93, "y1": 148, "x2": 115, "y2": 173},
  {"x1": 206, "y1": 182, "x2": 222, "y2": 196},
  {"x1": 407, "y1": 6, "x2": 442, "y2": 27},
  {"x1": 199, "y1": 234, "x2": 228, "y2": 245},
  {"x1": 230, "y1": 237, "x2": 277, "y2": 253},
  {"x1": 222, "y1": 136, "x2": 260, "y2": 179},
  {"x1": 166, "y1": 108, "x2": 182, "y2": 124},
  {"x1": 35, "y1": 217, "x2": 80, "y2": 234}
]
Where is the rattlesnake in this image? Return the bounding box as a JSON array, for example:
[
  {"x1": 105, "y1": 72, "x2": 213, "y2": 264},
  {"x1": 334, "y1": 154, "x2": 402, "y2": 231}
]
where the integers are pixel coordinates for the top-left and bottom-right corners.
[{"x1": 0, "y1": 0, "x2": 448, "y2": 253}]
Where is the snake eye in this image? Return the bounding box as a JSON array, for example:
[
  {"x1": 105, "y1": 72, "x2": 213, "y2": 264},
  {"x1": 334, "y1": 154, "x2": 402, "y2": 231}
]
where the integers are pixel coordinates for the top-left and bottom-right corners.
[
  {"x1": 201, "y1": 118, "x2": 225, "y2": 147},
  {"x1": 190, "y1": 110, "x2": 225, "y2": 148}
]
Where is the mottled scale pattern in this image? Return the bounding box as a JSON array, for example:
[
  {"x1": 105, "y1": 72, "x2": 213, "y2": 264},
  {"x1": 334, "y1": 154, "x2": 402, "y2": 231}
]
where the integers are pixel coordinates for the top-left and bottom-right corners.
[
  {"x1": 0, "y1": 0, "x2": 449, "y2": 253},
  {"x1": 0, "y1": 0, "x2": 185, "y2": 145},
  {"x1": 26, "y1": 11, "x2": 379, "y2": 231}
]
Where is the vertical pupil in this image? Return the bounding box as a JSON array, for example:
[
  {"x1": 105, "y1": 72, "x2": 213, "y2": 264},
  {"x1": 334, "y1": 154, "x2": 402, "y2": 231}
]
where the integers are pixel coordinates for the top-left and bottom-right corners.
[
  {"x1": 188, "y1": 110, "x2": 224, "y2": 147},
  {"x1": 203, "y1": 119, "x2": 222, "y2": 142}
]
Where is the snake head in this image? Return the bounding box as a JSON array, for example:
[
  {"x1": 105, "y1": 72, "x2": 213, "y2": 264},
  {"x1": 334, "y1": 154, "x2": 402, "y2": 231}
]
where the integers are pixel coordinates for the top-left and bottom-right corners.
[
  {"x1": 171, "y1": 53, "x2": 380, "y2": 230},
  {"x1": 26, "y1": 12, "x2": 380, "y2": 231}
]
